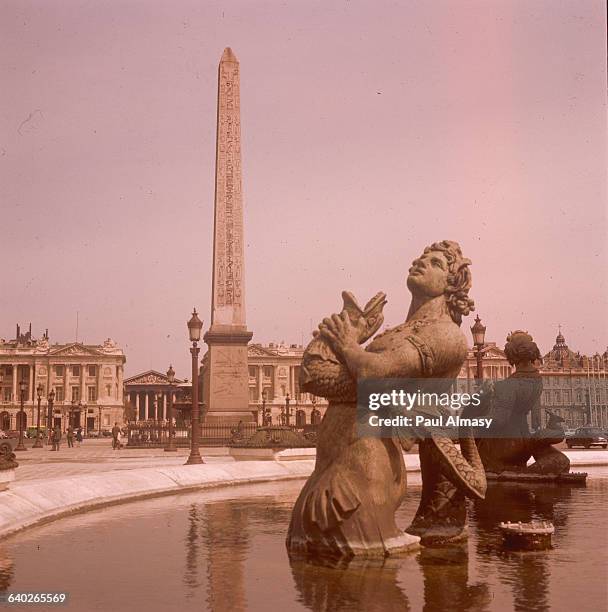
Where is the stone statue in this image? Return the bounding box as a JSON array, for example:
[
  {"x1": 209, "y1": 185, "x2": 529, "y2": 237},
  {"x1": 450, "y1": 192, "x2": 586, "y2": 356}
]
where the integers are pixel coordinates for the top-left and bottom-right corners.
[
  {"x1": 286, "y1": 240, "x2": 487, "y2": 558},
  {"x1": 475, "y1": 331, "x2": 571, "y2": 476}
]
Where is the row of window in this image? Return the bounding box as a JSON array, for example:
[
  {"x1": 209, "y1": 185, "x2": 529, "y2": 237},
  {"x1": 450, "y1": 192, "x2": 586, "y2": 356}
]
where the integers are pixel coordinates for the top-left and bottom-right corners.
[
  {"x1": 1, "y1": 384, "x2": 117, "y2": 403},
  {"x1": 249, "y1": 366, "x2": 276, "y2": 378},
  {"x1": 0, "y1": 365, "x2": 101, "y2": 377},
  {"x1": 542, "y1": 389, "x2": 605, "y2": 404},
  {"x1": 53, "y1": 365, "x2": 98, "y2": 377},
  {"x1": 542, "y1": 376, "x2": 608, "y2": 388}
]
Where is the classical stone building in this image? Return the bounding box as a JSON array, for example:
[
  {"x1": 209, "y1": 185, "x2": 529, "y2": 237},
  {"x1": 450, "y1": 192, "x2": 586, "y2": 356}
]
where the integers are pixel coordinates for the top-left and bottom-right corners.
[
  {"x1": 455, "y1": 330, "x2": 608, "y2": 429},
  {"x1": 200, "y1": 342, "x2": 327, "y2": 426},
  {"x1": 539, "y1": 331, "x2": 608, "y2": 429},
  {"x1": 455, "y1": 342, "x2": 514, "y2": 393},
  {"x1": 124, "y1": 370, "x2": 192, "y2": 424},
  {"x1": 0, "y1": 324, "x2": 126, "y2": 433},
  {"x1": 246, "y1": 342, "x2": 327, "y2": 425}
]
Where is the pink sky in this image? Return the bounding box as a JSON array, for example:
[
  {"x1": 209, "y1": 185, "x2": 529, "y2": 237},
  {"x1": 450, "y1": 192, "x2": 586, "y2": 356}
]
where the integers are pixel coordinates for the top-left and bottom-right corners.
[{"x1": 1, "y1": 0, "x2": 606, "y2": 377}]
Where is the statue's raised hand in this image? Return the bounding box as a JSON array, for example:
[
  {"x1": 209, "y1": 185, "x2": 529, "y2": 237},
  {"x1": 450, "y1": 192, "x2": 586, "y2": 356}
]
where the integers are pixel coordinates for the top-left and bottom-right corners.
[{"x1": 318, "y1": 312, "x2": 362, "y2": 357}]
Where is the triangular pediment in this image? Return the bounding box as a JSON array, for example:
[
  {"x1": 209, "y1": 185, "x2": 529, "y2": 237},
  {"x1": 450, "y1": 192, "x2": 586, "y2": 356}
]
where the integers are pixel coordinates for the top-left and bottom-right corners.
[
  {"x1": 481, "y1": 346, "x2": 507, "y2": 359},
  {"x1": 124, "y1": 370, "x2": 184, "y2": 386},
  {"x1": 48, "y1": 343, "x2": 104, "y2": 357},
  {"x1": 248, "y1": 344, "x2": 279, "y2": 357}
]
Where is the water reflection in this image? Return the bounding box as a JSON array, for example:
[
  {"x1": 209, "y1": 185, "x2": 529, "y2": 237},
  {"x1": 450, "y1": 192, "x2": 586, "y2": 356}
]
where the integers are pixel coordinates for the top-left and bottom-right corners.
[
  {"x1": 472, "y1": 483, "x2": 581, "y2": 612},
  {"x1": 0, "y1": 480, "x2": 605, "y2": 611},
  {"x1": 184, "y1": 504, "x2": 201, "y2": 591},
  {"x1": 0, "y1": 548, "x2": 13, "y2": 591},
  {"x1": 290, "y1": 555, "x2": 410, "y2": 612},
  {"x1": 418, "y1": 545, "x2": 491, "y2": 612},
  {"x1": 201, "y1": 504, "x2": 249, "y2": 612}
]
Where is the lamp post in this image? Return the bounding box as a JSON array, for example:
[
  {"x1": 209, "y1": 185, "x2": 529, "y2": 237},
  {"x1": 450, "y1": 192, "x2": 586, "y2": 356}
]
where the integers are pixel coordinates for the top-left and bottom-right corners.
[
  {"x1": 185, "y1": 309, "x2": 204, "y2": 465},
  {"x1": 47, "y1": 389, "x2": 55, "y2": 444},
  {"x1": 471, "y1": 315, "x2": 487, "y2": 383},
  {"x1": 33, "y1": 383, "x2": 44, "y2": 448},
  {"x1": 98, "y1": 405, "x2": 102, "y2": 436},
  {"x1": 284, "y1": 393, "x2": 291, "y2": 426},
  {"x1": 15, "y1": 379, "x2": 27, "y2": 451},
  {"x1": 165, "y1": 365, "x2": 176, "y2": 452}
]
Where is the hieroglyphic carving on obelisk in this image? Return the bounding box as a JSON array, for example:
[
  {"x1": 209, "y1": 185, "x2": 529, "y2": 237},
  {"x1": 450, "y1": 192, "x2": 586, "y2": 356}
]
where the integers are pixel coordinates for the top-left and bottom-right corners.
[
  {"x1": 203, "y1": 48, "x2": 253, "y2": 422},
  {"x1": 211, "y1": 47, "x2": 246, "y2": 330}
]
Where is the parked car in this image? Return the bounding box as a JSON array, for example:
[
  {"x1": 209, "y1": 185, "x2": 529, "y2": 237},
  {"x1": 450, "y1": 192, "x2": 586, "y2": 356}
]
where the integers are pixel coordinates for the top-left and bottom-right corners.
[
  {"x1": 565, "y1": 427, "x2": 607, "y2": 449},
  {"x1": 563, "y1": 428, "x2": 577, "y2": 437}
]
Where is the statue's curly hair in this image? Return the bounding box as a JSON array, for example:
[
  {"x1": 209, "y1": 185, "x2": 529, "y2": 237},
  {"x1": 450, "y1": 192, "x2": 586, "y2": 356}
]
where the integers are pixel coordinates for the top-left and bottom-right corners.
[
  {"x1": 423, "y1": 240, "x2": 475, "y2": 325},
  {"x1": 504, "y1": 331, "x2": 542, "y2": 366}
]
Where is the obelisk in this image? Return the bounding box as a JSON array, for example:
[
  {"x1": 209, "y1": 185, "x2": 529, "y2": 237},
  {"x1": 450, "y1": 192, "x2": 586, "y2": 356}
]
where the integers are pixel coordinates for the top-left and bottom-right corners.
[{"x1": 203, "y1": 48, "x2": 254, "y2": 423}]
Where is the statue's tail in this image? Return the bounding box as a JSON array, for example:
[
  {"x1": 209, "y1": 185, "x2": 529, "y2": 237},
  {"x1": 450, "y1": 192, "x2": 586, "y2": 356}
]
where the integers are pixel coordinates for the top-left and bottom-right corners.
[{"x1": 430, "y1": 432, "x2": 487, "y2": 500}]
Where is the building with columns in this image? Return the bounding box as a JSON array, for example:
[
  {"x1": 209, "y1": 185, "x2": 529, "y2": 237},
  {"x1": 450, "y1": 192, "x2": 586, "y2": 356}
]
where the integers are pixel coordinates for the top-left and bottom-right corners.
[
  {"x1": 539, "y1": 331, "x2": 608, "y2": 429},
  {"x1": 244, "y1": 342, "x2": 327, "y2": 425},
  {"x1": 456, "y1": 342, "x2": 514, "y2": 393},
  {"x1": 455, "y1": 330, "x2": 608, "y2": 430},
  {"x1": 123, "y1": 370, "x2": 191, "y2": 424},
  {"x1": 0, "y1": 324, "x2": 126, "y2": 433}
]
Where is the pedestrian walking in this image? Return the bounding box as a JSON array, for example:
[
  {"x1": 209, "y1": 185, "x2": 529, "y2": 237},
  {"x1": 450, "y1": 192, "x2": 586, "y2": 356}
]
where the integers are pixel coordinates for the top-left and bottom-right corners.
[
  {"x1": 67, "y1": 426, "x2": 74, "y2": 448},
  {"x1": 76, "y1": 427, "x2": 83, "y2": 447},
  {"x1": 52, "y1": 425, "x2": 61, "y2": 451},
  {"x1": 111, "y1": 422, "x2": 121, "y2": 450}
]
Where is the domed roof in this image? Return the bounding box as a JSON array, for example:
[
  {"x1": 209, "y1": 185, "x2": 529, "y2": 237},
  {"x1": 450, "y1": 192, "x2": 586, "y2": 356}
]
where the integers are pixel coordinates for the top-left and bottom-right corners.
[{"x1": 543, "y1": 328, "x2": 580, "y2": 366}]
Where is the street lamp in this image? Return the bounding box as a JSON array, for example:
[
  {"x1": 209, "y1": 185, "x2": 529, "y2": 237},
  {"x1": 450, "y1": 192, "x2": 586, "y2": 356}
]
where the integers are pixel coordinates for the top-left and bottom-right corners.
[
  {"x1": 47, "y1": 389, "x2": 55, "y2": 444},
  {"x1": 470, "y1": 315, "x2": 487, "y2": 382},
  {"x1": 165, "y1": 365, "x2": 176, "y2": 452},
  {"x1": 185, "y1": 309, "x2": 204, "y2": 465},
  {"x1": 33, "y1": 383, "x2": 44, "y2": 448},
  {"x1": 284, "y1": 393, "x2": 291, "y2": 426},
  {"x1": 15, "y1": 379, "x2": 27, "y2": 451}
]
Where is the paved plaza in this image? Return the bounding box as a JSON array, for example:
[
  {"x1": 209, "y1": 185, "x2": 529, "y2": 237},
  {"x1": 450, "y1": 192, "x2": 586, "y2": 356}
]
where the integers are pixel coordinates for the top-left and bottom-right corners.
[{"x1": 9, "y1": 439, "x2": 230, "y2": 483}]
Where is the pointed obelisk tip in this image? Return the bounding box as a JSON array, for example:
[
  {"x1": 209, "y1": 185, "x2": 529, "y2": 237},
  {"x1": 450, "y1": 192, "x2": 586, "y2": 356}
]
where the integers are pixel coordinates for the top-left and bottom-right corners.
[{"x1": 220, "y1": 47, "x2": 238, "y2": 63}]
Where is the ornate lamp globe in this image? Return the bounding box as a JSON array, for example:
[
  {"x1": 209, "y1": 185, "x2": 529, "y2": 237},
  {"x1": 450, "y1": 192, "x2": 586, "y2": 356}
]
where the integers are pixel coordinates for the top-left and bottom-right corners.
[
  {"x1": 19, "y1": 380, "x2": 26, "y2": 395},
  {"x1": 48, "y1": 389, "x2": 55, "y2": 402},
  {"x1": 470, "y1": 315, "x2": 487, "y2": 347},
  {"x1": 187, "y1": 309, "x2": 203, "y2": 342},
  {"x1": 37, "y1": 383, "x2": 44, "y2": 400}
]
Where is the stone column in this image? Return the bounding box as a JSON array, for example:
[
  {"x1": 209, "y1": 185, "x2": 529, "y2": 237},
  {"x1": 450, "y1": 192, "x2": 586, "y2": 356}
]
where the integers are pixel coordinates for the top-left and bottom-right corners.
[
  {"x1": 145, "y1": 393, "x2": 149, "y2": 420},
  {"x1": 28, "y1": 363, "x2": 34, "y2": 404},
  {"x1": 96, "y1": 364, "x2": 103, "y2": 403},
  {"x1": 163, "y1": 393, "x2": 167, "y2": 421},
  {"x1": 117, "y1": 365, "x2": 124, "y2": 403},
  {"x1": 63, "y1": 366, "x2": 69, "y2": 405},
  {"x1": 11, "y1": 366, "x2": 17, "y2": 406},
  {"x1": 30, "y1": 361, "x2": 36, "y2": 421},
  {"x1": 257, "y1": 366, "x2": 263, "y2": 401},
  {"x1": 80, "y1": 363, "x2": 86, "y2": 404},
  {"x1": 135, "y1": 393, "x2": 140, "y2": 421},
  {"x1": 273, "y1": 366, "x2": 281, "y2": 399},
  {"x1": 47, "y1": 362, "x2": 52, "y2": 399}
]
